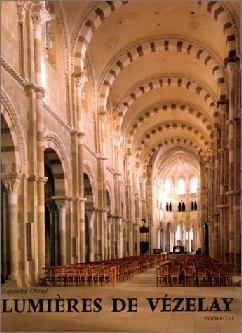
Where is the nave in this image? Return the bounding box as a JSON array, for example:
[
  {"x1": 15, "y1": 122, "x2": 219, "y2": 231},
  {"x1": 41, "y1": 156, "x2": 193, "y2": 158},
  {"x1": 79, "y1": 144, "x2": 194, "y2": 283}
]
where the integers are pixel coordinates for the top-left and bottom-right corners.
[{"x1": 1, "y1": 0, "x2": 240, "y2": 289}]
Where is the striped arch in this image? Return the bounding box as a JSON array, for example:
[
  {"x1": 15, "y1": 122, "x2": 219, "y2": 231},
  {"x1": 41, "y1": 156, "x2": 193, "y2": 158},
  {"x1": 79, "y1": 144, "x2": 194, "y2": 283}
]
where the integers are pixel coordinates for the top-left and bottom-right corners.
[
  {"x1": 138, "y1": 134, "x2": 208, "y2": 161},
  {"x1": 135, "y1": 119, "x2": 211, "y2": 150},
  {"x1": 73, "y1": 1, "x2": 238, "y2": 74},
  {"x1": 114, "y1": 75, "x2": 217, "y2": 129},
  {"x1": 1, "y1": 90, "x2": 27, "y2": 173},
  {"x1": 73, "y1": 1, "x2": 129, "y2": 74},
  {"x1": 198, "y1": 1, "x2": 239, "y2": 54},
  {"x1": 143, "y1": 140, "x2": 204, "y2": 167},
  {"x1": 44, "y1": 132, "x2": 71, "y2": 197},
  {"x1": 99, "y1": 36, "x2": 226, "y2": 106},
  {"x1": 126, "y1": 102, "x2": 214, "y2": 144}
]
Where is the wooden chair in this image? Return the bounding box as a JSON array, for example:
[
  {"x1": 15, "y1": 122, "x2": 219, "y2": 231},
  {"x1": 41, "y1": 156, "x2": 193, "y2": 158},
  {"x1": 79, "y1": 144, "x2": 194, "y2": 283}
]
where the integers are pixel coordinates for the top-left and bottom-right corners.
[
  {"x1": 220, "y1": 264, "x2": 233, "y2": 286},
  {"x1": 170, "y1": 264, "x2": 181, "y2": 286},
  {"x1": 208, "y1": 265, "x2": 221, "y2": 286},
  {"x1": 156, "y1": 265, "x2": 170, "y2": 286},
  {"x1": 183, "y1": 266, "x2": 195, "y2": 286},
  {"x1": 196, "y1": 266, "x2": 207, "y2": 286}
]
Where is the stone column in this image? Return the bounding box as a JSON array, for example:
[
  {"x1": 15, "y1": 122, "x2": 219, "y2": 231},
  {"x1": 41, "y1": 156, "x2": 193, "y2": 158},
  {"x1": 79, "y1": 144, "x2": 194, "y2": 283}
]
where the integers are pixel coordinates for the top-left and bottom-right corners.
[
  {"x1": 96, "y1": 110, "x2": 107, "y2": 261},
  {"x1": 88, "y1": 209, "x2": 95, "y2": 262},
  {"x1": 217, "y1": 102, "x2": 228, "y2": 261},
  {"x1": 16, "y1": 1, "x2": 28, "y2": 77},
  {"x1": 187, "y1": 227, "x2": 191, "y2": 252},
  {"x1": 54, "y1": 197, "x2": 69, "y2": 265},
  {"x1": 225, "y1": 57, "x2": 240, "y2": 270},
  {"x1": 30, "y1": 1, "x2": 51, "y2": 279},
  {"x1": 74, "y1": 72, "x2": 88, "y2": 262},
  {"x1": 107, "y1": 216, "x2": 112, "y2": 259},
  {"x1": 117, "y1": 218, "x2": 123, "y2": 258},
  {"x1": 2, "y1": 173, "x2": 22, "y2": 284},
  {"x1": 79, "y1": 198, "x2": 86, "y2": 262},
  {"x1": 162, "y1": 228, "x2": 166, "y2": 252}
]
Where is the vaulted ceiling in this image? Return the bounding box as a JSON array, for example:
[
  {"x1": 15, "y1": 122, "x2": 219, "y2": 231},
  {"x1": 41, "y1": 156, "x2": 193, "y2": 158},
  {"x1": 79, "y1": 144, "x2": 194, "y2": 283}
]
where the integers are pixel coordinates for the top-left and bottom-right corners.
[{"x1": 60, "y1": 0, "x2": 240, "y2": 175}]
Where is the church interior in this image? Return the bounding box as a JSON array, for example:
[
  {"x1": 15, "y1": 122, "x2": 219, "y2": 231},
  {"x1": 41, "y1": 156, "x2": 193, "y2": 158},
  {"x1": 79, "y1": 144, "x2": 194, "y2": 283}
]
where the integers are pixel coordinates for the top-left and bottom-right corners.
[
  {"x1": 1, "y1": 1, "x2": 241, "y2": 331},
  {"x1": 1, "y1": 0, "x2": 241, "y2": 290}
]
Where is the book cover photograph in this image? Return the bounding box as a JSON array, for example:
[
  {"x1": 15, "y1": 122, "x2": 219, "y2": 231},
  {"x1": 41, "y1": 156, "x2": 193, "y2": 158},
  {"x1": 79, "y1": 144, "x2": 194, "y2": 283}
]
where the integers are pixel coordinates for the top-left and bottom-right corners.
[{"x1": 0, "y1": 0, "x2": 241, "y2": 332}]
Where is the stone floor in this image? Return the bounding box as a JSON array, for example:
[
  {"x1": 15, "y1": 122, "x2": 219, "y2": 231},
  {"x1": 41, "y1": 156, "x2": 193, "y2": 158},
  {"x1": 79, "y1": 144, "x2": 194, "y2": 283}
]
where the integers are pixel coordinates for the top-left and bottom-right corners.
[{"x1": 1, "y1": 268, "x2": 241, "y2": 332}]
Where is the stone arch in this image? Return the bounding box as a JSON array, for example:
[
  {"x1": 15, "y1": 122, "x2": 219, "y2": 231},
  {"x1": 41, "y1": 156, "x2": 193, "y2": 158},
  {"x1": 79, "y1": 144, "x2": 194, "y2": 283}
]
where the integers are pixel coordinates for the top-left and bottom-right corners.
[
  {"x1": 136, "y1": 121, "x2": 211, "y2": 157},
  {"x1": 83, "y1": 160, "x2": 97, "y2": 207},
  {"x1": 44, "y1": 148, "x2": 66, "y2": 198},
  {"x1": 1, "y1": 89, "x2": 27, "y2": 173},
  {"x1": 44, "y1": 145, "x2": 69, "y2": 267},
  {"x1": 73, "y1": 1, "x2": 129, "y2": 73},
  {"x1": 43, "y1": 132, "x2": 71, "y2": 196},
  {"x1": 156, "y1": 149, "x2": 200, "y2": 178},
  {"x1": 143, "y1": 140, "x2": 205, "y2": 167},
  {"x1": 72, "y1": 1, "x2": 238, "y2": 74},
  {"x1": 105, "y1": 180, "x2": 113, "y2": 214},
  {"x1": 99, "y1": 35, "x2": 226, "y2": 96},
  {"x1": 113, "y1": 75, "x2": 217, "y2": 129},
  {"x1": 84, "y1": 172, "x2": 94, "y2": 209},
  {"x1": 127, "y1": 102, "x2": 213, "y2": 140}
]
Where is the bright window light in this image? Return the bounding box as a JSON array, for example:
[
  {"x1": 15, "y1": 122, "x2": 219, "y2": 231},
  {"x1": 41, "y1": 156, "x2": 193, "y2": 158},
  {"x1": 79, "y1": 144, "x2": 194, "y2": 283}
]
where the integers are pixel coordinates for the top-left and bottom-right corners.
[
  {"x1": 190, "y1": 176, "x2": 198, "y2": 193},
  {"x1": 164, "y1": 178, "x2": 172, "y2": 194},
  {"x1": 177, "y1": 178, "x2": 186, "y2": 194}
]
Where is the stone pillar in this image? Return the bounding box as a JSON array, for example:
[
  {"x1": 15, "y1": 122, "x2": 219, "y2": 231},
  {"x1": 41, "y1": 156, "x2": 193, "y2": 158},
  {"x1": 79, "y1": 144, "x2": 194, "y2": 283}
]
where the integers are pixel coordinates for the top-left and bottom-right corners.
[
  {"x1": 2, "y1": 173, "x2": 22, "y2": 284},
  {"x1": 30, "y1": 1, "x2": 51, "y2": 279},
  {"x1": 16, "y1": 1, "x2": 28, "y2": 77},
  {"x1": 54, "y1": 197, "x2": 69, "y2": 265},
  {"x1": 217, "y1": 102, "x2": 228, "y2": 261},
  {"x1": 79, "y1": 198, "x2": 86, "y2": 262},
  {"x1": 187, "y1": 227, "x2": 191, "y2": 252},
  {"x1": 225, "y1": 57, "x2": 240, "y2": 270},
  {"x1": 117, "y1": 218, "x2": 123, "y2": 258},
  {"x1": 96, "y1": 111, "x2": 107, "y2": 261},
  {"x1": 136, "y1": 224, "x2": 141, "y2": 255},
  {"x1": 74, "y1": 72, "x2": 88, "y2": 262},
  {"x1": 162, "y1": 228, "x2": 166, "y2": 252},
  {"x1": 107, "y1": 216, "x2": 112, "y2": 259},
  {"x1": 89, "y1": 210, "x2": 95, "y2": 262}
]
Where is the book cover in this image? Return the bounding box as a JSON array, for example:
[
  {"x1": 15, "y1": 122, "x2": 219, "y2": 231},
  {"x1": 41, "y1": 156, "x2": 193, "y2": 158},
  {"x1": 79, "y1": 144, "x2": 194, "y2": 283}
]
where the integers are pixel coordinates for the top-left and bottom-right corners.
[{"x1": 1, "y1": 0, "x2": 241, "y2": 332}]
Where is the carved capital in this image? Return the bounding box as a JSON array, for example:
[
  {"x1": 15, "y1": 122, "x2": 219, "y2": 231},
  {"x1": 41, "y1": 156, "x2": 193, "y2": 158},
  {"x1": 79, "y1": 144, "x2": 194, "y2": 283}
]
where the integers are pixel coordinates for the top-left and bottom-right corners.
[
  {"x1": 1, "y1": 172, "x2": 22, "y2": 194},
  {"x1": 226, "y1": 60, "x2": 240, "y2": 75},
  {"x1": 75, "y1": 71, "x2": 88, "y2": 101},
  {"x1": 52, "y1": 196, "x2": 69, "y2": 210},
  {"x1": 38, "y1": 176, "x2": 48, "y2": 184},
  {"x1": 16, "y1": 1, "x2": 30, "y2": 23},
  {"x1": 75, "y1": 71, "x2": 88, "y2": 89},
  {"x1": 30, "y1": 1, "x2": 51, "y2": 34}
]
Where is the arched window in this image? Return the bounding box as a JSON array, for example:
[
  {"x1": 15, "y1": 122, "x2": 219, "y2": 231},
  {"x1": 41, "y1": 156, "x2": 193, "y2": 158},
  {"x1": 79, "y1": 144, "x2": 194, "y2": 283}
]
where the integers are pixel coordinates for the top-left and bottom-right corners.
[
  {"x1": 164, "y1": 178, "x2": 172, "y2": 194},
  {"x1": 177, "y1": 178, "x2": 186, "y2": 194},
  {"x1": 190, "y1": 176, "x2": 198, "y2": 193}
]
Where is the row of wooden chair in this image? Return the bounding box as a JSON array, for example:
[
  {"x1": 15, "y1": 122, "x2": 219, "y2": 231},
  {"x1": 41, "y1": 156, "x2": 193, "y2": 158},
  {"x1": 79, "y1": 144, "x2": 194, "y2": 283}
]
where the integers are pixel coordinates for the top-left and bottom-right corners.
[
  {"x1": 156, "y1": 254, "x2": 234, "y2": 287},
  {"x1": 42, "y1": 253, "x2": 167, "y2": 287}
]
